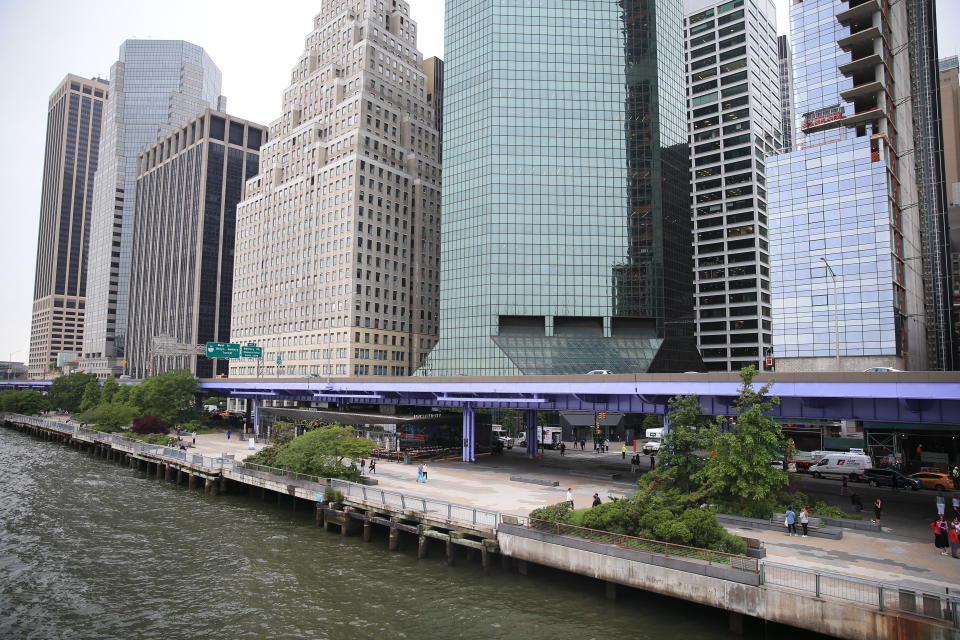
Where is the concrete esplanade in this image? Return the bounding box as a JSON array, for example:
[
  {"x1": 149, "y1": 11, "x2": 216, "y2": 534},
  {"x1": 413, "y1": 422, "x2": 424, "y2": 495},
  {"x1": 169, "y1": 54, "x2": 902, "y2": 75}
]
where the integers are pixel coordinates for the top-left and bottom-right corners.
[{"x1": 4, "y1": 412, "x2": 959, "y2": 640}]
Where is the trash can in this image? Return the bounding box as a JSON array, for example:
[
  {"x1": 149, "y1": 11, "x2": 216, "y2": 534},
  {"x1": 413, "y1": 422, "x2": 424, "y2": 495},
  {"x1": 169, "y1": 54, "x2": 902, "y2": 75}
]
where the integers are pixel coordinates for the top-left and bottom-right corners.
[{"x1": 403, "y1": 452, "x2": 412, "y2": 464}]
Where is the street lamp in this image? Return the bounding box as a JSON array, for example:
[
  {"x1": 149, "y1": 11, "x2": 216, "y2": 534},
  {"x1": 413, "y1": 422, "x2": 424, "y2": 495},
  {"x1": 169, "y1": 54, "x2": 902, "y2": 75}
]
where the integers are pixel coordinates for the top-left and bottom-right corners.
[{"x1": 820, "y1": 258, "x2": 841, "y2": 370}]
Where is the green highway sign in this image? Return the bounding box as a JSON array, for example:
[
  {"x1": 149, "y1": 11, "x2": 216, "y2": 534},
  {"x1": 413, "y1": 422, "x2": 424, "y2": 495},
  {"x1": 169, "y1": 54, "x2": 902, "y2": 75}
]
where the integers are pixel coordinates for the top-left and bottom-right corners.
[
  {"x1": 241, "y1": 343, "x2": 263, "y2": 358},
  {"x1": 206, "y1": 342, "x2": 240, "y2": 358}
]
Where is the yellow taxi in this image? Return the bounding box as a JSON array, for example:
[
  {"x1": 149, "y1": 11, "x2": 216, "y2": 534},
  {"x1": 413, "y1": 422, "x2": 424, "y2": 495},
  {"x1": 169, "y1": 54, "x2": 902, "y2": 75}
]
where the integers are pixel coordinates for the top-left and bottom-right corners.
[{"x1": 907, "y1": 472, "x2": 956, "y2": 491}]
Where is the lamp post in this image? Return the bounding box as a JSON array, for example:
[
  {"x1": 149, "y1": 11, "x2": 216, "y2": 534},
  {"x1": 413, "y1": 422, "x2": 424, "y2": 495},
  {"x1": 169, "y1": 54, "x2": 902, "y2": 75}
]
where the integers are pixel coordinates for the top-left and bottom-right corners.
[{"x1": 820, "y1": 257, "x2": 841, "y2": 370}]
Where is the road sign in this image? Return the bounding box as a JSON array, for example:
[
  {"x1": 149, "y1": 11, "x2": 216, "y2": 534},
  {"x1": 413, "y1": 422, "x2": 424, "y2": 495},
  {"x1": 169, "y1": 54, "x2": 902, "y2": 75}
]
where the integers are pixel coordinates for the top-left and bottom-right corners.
[
  {"x1": 241, "y1": 344, "x2": 263, "y2": 358},
  {"x1": 206, "y1": 342, "x2": 240, "y2": 358}
]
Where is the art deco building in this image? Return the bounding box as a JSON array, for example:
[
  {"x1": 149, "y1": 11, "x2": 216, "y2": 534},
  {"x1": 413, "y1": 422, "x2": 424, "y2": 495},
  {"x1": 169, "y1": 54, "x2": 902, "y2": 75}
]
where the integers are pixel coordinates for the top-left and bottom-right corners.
[
  {"x1": 420, "y1": 0, "x2": 700, "y2": 376},
  {"x1": 81, "y1": 40, "x2": 225, "y2": 378},
  {"x1": 126, "y1": 110, "x2": 265, "y2": 379},
  {"x1": 229, "y1": 0, "x2": 440, "y2": 378},
  {"x1": 28, "y1": 75, "x2": 108, "y2": 378},
  {"x1": 769, "y1": 0, "x2": 949, "y2": 371},
  {"x1": 684, "y1": 0, "x2": 781, "y2": 372}
]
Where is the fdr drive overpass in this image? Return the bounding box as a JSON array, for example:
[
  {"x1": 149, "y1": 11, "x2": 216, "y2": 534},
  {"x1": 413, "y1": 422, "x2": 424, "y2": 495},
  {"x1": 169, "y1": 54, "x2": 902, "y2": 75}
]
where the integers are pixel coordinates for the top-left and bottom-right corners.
[{"x1": 6, "y1": 372, "x2": 958, "y2": 462}]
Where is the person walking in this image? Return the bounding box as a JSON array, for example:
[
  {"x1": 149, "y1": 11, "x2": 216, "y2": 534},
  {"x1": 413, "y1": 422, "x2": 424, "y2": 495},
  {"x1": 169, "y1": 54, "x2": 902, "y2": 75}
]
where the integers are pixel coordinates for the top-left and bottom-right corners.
[
  {"x1": 421, "y1": 463, "x2": 428, "y2": 483},
  {"x1": 785, "y1": 508, "x2": 797, "y2": 536},
  {"x1": 873, "y1": 497, "x2": 883, "y2": 525},
  {"x1": 580, "y1": 438, "x2": 586, "y2": 451},
  {"x1": 416, "y1": 463, "x2": 424, "y2": 483},
  {"x1": 592, "y1": 493, "x2": 602, "y2": 507},
  {"x1": 841, "y1": 475, "x2": 848, "y2": 496},
  {"x1": 936, "y1": 494, "x2": 946, "y2": 517},
  {"x1": 621, "y1": 443, "x2": 627, "y2": 460},
  {"x1": 359, "y1": 459, "x2": 366, "y2": 475},
  {"x1": 566, "y1": 488, "x2": 574, "y2": 509},
  {"x1": 226, "y1": 429, "x2": 232, "y2": 440},
  {"x1": 952, "y1": 494, "x2": 960, "y2": 519},
  {"x1": 649, "y1": 454, "x2": 655, "y2": 470},
  {"x1": 560, "y1": 442, "x2": 566, "y2": 457},
  {"x1": 368, "y1": 458, "x2": 376, "y2": 474},
  {"x1": 799, "y1": 506, "x2": 810, "y2": 537},
  {"x1": 949, "y1": 519, "x2": 960, "y2": 559},
  {"x1": 630, "y1": 454, "x2": 638, "y2": 474},
  {"x1": 932, "y1": 516, "x2": 949, "y2": 556}
]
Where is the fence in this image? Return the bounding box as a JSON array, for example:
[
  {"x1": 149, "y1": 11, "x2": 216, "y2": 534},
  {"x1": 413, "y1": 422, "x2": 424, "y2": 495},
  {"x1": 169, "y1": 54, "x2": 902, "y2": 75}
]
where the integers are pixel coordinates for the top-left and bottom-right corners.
[
  {"x1": 762, "y1": 561, "x2": 959, "y2": 627},
  {"x1": 512, "y1": 515, "x2": 758, "y2": 572}
]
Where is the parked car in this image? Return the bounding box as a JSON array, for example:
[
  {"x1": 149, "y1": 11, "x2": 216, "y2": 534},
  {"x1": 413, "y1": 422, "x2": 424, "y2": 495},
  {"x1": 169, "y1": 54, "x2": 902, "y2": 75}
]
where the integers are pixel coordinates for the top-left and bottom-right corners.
[
  {"x1": 586, "y1": 369, "x2": 612, "y2": 375},
  {"x1": 908, "y1": 472, "x2": 956, "y2": 491},
  {"x1": 863, "y1": 468, "x2": 921, "y2": 490},
  {"x1": 863, "y1": 367, "x2": 901, "y2": 372},
  {"x1": 809, "y1": 452, "x2": 872, "y2": 481}
]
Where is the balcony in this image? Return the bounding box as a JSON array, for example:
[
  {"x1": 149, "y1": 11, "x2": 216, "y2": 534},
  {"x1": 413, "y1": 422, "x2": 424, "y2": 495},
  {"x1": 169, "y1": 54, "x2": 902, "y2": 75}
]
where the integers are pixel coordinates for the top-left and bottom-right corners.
[
  {"x1": 838, "y1": 53, "x2": 883, "y2": 76},
  {"x1": 837, "y1": 26, "x2": 881, "y2": 51},
  {"x1": 841, "y1": 106, "x2": 884, "y2": 128},
  {"x1": 840, "y1": 79, "x2": 883, "y2": 102},
  {"x1": 836, "y1": 0, "x2": 880, "y2": 25}
]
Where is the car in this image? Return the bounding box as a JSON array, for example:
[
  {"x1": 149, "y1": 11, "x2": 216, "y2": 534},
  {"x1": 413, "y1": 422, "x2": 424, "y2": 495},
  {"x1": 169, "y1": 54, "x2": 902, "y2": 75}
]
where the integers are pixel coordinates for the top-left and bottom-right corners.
[
  {"x1": 863, "y1": 367, "x2": 902, "y2": 372},
  {"x1": 908, "y1": 472, "x2": 956, "y2": 491},
  {"x1": 586, "y1": 369, "x2": 612, "y2": 375},
  {"x1": 862, "y1": 467, "x2": 921, "y2": 490}
]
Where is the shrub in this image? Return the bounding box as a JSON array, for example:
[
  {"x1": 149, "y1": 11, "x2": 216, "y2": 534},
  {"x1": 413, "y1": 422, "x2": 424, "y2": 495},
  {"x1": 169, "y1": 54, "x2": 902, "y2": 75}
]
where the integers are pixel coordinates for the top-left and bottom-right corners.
[
  {"x1": 245, "y1": 445, "x2": 282, "y2": 468},
  {"x1": 529, "y1": 502, "x2": 572, "y2": 524},
  {"x1": 87, "y1": 424, "x2": 125, "y2": 433},
  {"x1": 130, "y1": 415, "x2": 169, "y2": 435},
  {"x1": 323, "y1": 488, "x2": 344, "y2": 507}
]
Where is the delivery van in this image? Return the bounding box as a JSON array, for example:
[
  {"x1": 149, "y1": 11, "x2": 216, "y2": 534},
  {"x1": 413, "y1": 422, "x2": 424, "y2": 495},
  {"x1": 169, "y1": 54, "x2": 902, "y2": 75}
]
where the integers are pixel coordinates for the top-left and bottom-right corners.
[{"x1": 809, "y1": 452, "x2": 872, "y2": 481}]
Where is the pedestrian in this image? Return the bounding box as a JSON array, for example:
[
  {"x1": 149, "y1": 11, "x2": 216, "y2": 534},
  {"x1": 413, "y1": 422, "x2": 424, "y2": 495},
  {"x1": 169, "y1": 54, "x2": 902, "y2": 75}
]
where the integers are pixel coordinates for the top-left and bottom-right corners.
[
  {"x1": 369, "y1": 458, "x2": 376, "y2": 474},
  {"x1": 621, "y1": 443, "x2": 627, "y2": 459},
  {"x1": 841, "y1": 475, "x2": 848, "y2": 496},
  {"x1": 937, "y1": 494, "x2": 946, "y2": 517},
  {"x1": 851, "y1": 492, "x2": 863, "y2": 512},
  {"x1": 952, "y1": 465, "x2": 959, "y2": 486},
  {"x1": 799, "y1": 506, "x2": 810, "y2": 538},
  {"x1": 785, "y1": 507, "x2": 797, "y2": 536},
  {"x1": 360, "y1": 458, "x2": 366, "y2": 475},
  {"x1": 630, "y1": 455, "x2": 638, "y2": 474},
  {"x1": 649, "y1": 454, "x2": 655, "y2": 470},
  {"x1": 421, "y1": 463, "x2": 428, "y2": 482},
  {"x1": 592, "y1": 493, "x2": 602, "y2": 507},
  {"x1": 560, "y1": 442, "x2": 566, "y2": 457},
  {"x1": 580, "y1": 438, "x2": 586, "y2": 451},
  {"x1": 932, "y1": 515, "x2": 949, "y2": 555},
  {"x1": 416, "y1": 463, "x2": 424, "y2": 483},
  {"x1": 873, "y1": 497, "x2": 883, "y2": 525},
  {"x1": 949, "y1": 519, "x2": 960, "y2": 559},
  {"x1": 226, "y1": 429, "x2": 231, "y2": 440},
  {"x1": 566, "y1": 488, "x2": 574, "y2": 508},
  {"x1": 952, "y1": 494, "x2": 960, "y2": 519},
  {"x1": 192, "y1": 433, "x2": 196, "y2": 446}
]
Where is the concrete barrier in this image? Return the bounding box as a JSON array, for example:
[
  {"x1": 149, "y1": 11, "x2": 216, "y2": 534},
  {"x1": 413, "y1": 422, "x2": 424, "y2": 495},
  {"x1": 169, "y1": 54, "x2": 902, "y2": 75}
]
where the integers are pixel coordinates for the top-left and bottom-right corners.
[
  {"x1": 509, "y1": 475, "x2": 559, "y2": 487},
  {"x1": 716, "y1": 513, "x2": 842, "y2": 540}
]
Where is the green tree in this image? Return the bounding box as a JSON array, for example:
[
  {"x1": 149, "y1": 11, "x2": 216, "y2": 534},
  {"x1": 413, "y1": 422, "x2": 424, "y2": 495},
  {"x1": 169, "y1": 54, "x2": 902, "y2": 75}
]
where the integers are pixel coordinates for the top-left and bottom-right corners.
[
  {"x1": 48, "y1": 372, "x2": 97, "y2": 412},
  {"x1": 274, "y1": 424, "x2": 375, "y2": 478},
  {"x1": 80, "y1": 380, "x2": 101, "y2": 412},
  {"x1": 112, "y1": 384, "x2": 132, "y2": 405},
  {"x1": 129, "y1": 369, "x2": 198, "y2": 424},
  {"x1": 100, "y1": 377, "x2": 120, "y2": 405},
  {"x1": 77, "y1": 403, "x2": 139, "y2": 430},
  {"x1": 700, "y1": 366, "x2": 787, "y2": 514},
  {"x1": 0, "y1": 389, "x2": 49, "y2": 415},
  {"x1": 654, "y1": 394, "x2": 717, "y2": 490},
  {"x1": 271, "y1": 420, "x2": 297, "y2": 446}
]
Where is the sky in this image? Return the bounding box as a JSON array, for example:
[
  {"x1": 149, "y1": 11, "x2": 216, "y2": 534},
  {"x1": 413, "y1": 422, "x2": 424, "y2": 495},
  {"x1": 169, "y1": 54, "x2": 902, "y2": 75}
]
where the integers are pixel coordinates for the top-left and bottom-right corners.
[{"x1": 0, "y1": 0, "x2": 956, "y2": 365}]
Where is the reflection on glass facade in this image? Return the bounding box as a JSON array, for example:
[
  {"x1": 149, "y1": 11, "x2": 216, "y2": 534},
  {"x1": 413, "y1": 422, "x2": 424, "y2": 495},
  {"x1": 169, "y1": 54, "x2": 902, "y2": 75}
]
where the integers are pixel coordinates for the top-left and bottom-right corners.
[
  {"x1": 769, "y1": 0, "x2": 926, "y2": 370},
  {"x1": 127, "y1": 111, "x2": 264, "y2": 379},
  {"x1": 422, "y1": 0, "x2": 700, "y2": 376},
  {"x1": 82, "y1": 40, "x2": 223, "y2": 378}
]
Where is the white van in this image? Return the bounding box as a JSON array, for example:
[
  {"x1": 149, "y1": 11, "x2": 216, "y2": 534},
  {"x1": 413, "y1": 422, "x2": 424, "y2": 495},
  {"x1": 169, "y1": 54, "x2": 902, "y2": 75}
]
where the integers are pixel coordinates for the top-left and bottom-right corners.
[{"x1": 809, "y1": 452, "x2": 872, "y2": 481}]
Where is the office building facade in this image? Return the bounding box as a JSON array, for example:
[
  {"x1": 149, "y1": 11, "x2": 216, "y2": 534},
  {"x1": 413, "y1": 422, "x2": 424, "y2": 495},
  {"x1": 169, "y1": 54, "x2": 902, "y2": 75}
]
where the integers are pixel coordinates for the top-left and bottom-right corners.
[
  {"x1": 229, "y1": 0, "x2": 440, "y2": 378},
  {"x1": 684, "y1": 0, "x2": 780, "y2": 372},
  {"x1": 421, "y1": 0, "x2": 700, "y2": 376},
  {"x1": 778, "y1": 35, "x2": 796, "y2": 153},
  {"x1": 769, "y1": 0, "x2": 933, "y2": 371},
  {"x1": 940, "y1": 56, "x2": 960, "y2": 352},
  {"x1": 81, "y1": 40, "x2": 224, "y2": 378},
  {"x1": 126, "y1": 110, "x2": 265, "y2": 379},
  {"x1": 28, "y1": 75, "x2": 108, "y2": 378}
]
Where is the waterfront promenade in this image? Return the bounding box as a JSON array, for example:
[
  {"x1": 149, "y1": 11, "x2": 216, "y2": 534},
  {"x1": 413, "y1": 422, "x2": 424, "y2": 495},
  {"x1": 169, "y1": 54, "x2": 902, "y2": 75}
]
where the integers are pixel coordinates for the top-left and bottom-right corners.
[{"x1": 189, "y1": 432, "x2": 960, "y2": 595}]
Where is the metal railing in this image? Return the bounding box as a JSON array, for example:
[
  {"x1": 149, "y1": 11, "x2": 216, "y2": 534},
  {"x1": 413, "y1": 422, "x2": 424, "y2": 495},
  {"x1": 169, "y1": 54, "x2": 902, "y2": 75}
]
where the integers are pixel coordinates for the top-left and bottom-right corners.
[
  {"x1": 511, "y1": 515, "x2": 758, "y2": 572},
  {"x1": 762, "y1": 561, "x2": 960, "y2": 627},
  {"x1": 232, "y1": 460, "x2": 500, "y2": 529}
]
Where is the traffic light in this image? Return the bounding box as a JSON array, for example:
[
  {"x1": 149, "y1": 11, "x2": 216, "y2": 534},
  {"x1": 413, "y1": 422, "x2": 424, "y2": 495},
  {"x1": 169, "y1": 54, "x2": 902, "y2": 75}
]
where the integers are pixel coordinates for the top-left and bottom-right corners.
[{"x1": 598, "y1": 411, "x2": 607, "y2": 420}]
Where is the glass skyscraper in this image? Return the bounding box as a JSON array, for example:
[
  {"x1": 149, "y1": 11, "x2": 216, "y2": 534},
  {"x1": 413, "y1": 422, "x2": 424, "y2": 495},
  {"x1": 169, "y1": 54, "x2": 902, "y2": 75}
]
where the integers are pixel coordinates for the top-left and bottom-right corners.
[
  {"x1": 81, "y1": 40, "x2": 224, "y2": 378},
  {"x1": 769, "y1": 0, "x2": 929, "y2": 371},
  {"x1": 423, "y1": 0, "x2": 700, "y2": 376}
]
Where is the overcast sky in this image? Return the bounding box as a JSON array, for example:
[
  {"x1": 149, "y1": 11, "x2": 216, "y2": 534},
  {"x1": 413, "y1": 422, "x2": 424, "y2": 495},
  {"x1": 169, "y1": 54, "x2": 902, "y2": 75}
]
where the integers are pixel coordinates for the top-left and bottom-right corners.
[{"x1": 0, "y1": 0, "x2": 956, "y2": 364}]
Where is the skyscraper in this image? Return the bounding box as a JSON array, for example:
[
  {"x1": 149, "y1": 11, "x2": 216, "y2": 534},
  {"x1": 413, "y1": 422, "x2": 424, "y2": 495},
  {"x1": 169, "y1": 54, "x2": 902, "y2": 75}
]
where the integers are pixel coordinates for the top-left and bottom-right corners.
[
  {"x1": 422, "y1": 0, "x2": 700, "y2": 376},
  {"x1": 778, "y1": 35, "x2": 796, "y2": 153},
  {"x1": 229, "y1": 0, "x2": 440, "y2": 379},
  {"x1": 126, "y1": 110, "x2": 265, "y2": 379},
  {"x1": 769, "y1": 0, "x2": 938, "y2": 371},
  {"x1": 684, "y1": 0, "x2": 780, "y2": 373},
  {"x1": 81, "y1": 40, "x2": 224, "y2": 378},
  {"x1": 28, "y1": 75, "x2": 108, "y2": 378}
]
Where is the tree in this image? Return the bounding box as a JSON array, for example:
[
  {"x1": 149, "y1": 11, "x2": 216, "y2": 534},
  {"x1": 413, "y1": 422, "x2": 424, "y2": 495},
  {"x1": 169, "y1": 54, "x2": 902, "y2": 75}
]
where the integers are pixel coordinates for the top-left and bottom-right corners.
[
  {"x1": 129, "y1": 369, "x2": 198, "y2": 424},
  {"x1": 0, "y1": 389, "x2": 49, "y2": 415},
  {"x1": 654, "y1": 394, "x2": 717, "y2": 490},
  {"x1": 77, "y1": 403, "x2": 139, "y2": 430},
  {"x1": 271, "y1": 420, "x2": 297, "y2": 446},
  {"x1": 80, "y1": 380, "x2": 101, "y2": 412},
  {"x1": 112, "y1": 384, "x2": 132, "y2": 405},
  {"x1": 700, "y1": 366, "x2": 787, "y2": 514},
  {"x1": 48, "y1": 372, "x2": 97, "y2": 412},
  {"x1": 130, "y1": 415, "x2": 169, "y2": 435},
  {"x1": 274, "y1": 424, "x2": 375, "y2": 478},
  {"x1": 100, "y1": 377, "x2": 120, "y2": 404}
]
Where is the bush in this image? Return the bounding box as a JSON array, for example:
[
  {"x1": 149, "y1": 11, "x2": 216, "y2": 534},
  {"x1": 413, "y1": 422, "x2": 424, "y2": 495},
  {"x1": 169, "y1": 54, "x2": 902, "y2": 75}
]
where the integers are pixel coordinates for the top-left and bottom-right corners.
[
  {"x1": 130, "y1": 415, "x2": 169, "y2": 435},
  {"x1": 323, "y1": 488, "x2": 344, "y2": 506},
  {"x1": 127, "y1": 433, "x2": 177, "y2": 446},
  {"x1": 245, "y1": 445, "x2": 282, "y2": 468},
  {"x1": 87, "y1": 424, "x2": 125, "y2": 433},
  {"x1": 529, "y1": 502, "x2": 573, "y2": 524},
  {"x1": 77, "y1": 403, "x2": 139, "y2": 430}
]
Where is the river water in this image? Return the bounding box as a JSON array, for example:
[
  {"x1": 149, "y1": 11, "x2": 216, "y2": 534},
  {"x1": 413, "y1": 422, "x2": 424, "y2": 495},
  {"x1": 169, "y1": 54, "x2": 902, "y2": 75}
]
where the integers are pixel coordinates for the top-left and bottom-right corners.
[{"x1": 0, "y1": 427, "x2": 796, "y2": 640}]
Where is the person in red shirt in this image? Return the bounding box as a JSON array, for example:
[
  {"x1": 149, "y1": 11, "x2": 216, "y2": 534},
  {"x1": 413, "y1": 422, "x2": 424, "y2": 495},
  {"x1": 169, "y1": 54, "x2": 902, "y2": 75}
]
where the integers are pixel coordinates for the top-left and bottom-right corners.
[{"x1": 949, "y1": 519, "x2": 960, "y2": 559}]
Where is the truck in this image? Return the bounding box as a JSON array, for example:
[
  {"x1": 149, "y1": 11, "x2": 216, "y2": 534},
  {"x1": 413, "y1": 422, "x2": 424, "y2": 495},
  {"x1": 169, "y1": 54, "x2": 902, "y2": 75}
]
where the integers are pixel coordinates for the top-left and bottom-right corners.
[
  {"x1": 518, "y1": 426, "x2": 563, "y2": 449},
  {"x1": 641, "y1": 427, "x2": 663, "y2": 455}
]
